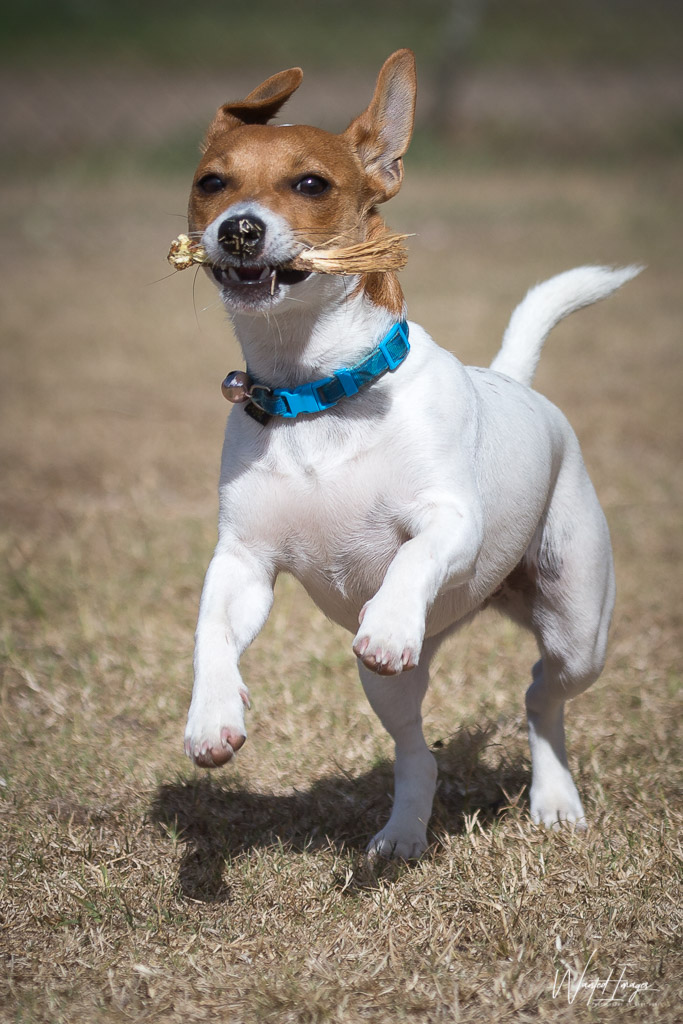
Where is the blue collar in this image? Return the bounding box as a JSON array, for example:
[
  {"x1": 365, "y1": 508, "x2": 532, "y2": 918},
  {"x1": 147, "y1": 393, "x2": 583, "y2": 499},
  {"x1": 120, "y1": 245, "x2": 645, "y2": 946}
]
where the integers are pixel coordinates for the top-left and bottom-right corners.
[{"x1": 245, "y1": 320, "x2": 409, "y2": 421}]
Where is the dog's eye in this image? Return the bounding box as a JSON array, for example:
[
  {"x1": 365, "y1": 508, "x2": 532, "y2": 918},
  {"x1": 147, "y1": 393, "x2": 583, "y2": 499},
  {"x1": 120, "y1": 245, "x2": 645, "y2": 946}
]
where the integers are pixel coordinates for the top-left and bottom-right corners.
[
  {"x1": 294, "y1": 175, "x2": 330, "y2": 197},
  {"x1": 197, "y1": 174, "x2": 225, "y2": 194}
]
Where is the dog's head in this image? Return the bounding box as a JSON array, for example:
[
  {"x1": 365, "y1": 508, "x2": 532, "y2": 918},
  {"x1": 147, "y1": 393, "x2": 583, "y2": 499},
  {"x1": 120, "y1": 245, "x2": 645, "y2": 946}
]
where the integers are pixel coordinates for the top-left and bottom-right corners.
[{"x1": 187, "y1": 50, "x2": 416, "y2": 315}]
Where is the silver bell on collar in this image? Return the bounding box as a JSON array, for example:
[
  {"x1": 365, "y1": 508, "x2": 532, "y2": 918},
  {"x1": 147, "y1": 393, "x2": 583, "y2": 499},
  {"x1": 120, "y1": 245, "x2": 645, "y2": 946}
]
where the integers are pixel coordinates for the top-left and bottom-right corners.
[{"x1": 221, "y1": 371, "x2": 253, "y2": 404}]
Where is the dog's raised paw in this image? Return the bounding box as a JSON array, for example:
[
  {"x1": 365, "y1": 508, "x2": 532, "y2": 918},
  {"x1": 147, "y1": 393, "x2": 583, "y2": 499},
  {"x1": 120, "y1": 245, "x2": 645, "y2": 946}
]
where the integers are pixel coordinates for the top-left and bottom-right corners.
[
  {"x1": 352, "y1": 602, "x2": 422, "y2": 675},
  {"x1": 353, "y1": 635, "x2": 418, "y2": 675},
  {"x1": 184, "y1": 688, "x2": 250, "y2": 768},
  {"x1": 184, "y1": 727, "x2": 246, "y2": 768}
]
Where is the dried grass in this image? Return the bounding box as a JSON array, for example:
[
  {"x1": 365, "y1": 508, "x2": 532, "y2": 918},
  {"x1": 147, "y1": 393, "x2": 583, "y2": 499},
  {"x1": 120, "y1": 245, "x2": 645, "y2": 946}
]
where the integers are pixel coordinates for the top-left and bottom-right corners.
[
  {"x1": 1, "y1": 159, "x2": 682, "y2": 1023},
  {"x1": 167, "y1": 231, "x2": 410, "y2": 275}
]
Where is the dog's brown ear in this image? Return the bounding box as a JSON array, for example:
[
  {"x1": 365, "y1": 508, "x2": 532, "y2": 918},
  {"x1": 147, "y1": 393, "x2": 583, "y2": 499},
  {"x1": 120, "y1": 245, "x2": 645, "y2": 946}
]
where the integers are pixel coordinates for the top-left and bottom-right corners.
[
  {"x1": 223, "y1": 68, "x2": 304, "y2": 124},
  {"x1": 203, "y1": 67, "x2": 303, "y2": 148},
  {"x1": 344, "y1": 49, "x2": 416, "y2": 203}
]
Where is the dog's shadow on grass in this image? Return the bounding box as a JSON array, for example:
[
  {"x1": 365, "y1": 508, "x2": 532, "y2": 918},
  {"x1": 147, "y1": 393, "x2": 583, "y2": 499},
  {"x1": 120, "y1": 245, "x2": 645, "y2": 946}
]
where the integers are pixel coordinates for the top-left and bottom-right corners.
[{"x1": 150, "y1": 724, "x2": 528, "y2": 902}]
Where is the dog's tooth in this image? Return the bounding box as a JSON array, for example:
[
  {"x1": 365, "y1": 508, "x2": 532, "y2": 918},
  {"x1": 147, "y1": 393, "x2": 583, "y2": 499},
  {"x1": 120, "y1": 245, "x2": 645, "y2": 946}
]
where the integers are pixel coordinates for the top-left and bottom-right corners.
[{"x1": 227, "y1": 267, "x2": 241, "y2": 282}]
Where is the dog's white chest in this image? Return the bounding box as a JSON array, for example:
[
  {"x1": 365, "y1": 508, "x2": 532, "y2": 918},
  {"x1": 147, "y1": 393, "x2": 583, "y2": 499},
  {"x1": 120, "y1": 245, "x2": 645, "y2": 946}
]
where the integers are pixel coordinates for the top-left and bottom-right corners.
[
  {"x1": 271, "y1": 462, "x2": 404, "y2": 598},
  {"x1": 221, "y1": 424, "x2": 410, "y2": 625}
]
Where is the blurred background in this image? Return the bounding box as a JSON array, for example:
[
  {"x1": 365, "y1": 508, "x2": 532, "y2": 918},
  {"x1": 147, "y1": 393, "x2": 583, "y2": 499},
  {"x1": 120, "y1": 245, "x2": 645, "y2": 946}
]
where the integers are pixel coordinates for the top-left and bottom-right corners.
[{"x1": 2, "y1": 0, "x2": 682, "y2": 167}]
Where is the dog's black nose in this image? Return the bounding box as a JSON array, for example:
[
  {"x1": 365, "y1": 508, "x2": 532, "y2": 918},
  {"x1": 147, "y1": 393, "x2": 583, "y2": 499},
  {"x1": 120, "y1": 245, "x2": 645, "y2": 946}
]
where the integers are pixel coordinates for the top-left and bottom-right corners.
[{"x1": 217, "y1": 216, "x2": 266, "y2": 259}]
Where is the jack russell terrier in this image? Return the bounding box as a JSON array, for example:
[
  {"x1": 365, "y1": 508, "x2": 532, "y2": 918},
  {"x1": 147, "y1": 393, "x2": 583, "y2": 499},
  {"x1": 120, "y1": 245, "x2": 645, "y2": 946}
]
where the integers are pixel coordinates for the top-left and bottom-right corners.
[{"x1": 180, "y1": 49, "x2": 639, "y2": 858}]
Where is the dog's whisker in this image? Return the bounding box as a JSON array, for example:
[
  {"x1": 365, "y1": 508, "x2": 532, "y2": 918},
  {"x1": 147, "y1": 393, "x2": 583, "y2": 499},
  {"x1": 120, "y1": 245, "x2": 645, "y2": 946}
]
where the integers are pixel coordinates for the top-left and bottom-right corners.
[
  {"x1": 192, "y1": 265, "x2": 205, "y2": 327},
  {"x1": 148, "y1": 269, "x2": 187, "y2": 285}
]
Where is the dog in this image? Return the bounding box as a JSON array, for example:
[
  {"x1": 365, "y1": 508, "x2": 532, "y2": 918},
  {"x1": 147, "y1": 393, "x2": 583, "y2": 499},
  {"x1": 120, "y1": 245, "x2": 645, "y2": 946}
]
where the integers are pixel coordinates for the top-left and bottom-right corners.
[{"x1": 180, "y1": 49, "x2": 639, "y2": 858}]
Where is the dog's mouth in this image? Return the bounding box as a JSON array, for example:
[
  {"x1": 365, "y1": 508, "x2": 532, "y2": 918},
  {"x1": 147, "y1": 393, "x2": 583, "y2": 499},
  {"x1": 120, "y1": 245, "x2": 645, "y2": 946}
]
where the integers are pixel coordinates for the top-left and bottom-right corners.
[{"x1": 211, "y1": 264, "x2": 311, "y2": 290}]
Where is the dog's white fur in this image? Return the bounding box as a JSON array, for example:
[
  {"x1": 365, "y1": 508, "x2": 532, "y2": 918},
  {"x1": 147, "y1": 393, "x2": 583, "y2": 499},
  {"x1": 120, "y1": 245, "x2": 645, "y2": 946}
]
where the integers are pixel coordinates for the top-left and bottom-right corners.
[{"x1": 182, "y1": 56, "x2": 640, "y2": 858}]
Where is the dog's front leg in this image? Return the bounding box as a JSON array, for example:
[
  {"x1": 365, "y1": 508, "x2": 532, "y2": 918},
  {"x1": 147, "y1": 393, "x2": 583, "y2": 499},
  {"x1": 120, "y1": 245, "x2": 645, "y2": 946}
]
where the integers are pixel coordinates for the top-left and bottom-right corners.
[
  {"x1": 353, "y1": 495, "x2": 483, "y2": 675},
  {"x1": 185, "y1": 541, "x2": 274, "y2": 767}
]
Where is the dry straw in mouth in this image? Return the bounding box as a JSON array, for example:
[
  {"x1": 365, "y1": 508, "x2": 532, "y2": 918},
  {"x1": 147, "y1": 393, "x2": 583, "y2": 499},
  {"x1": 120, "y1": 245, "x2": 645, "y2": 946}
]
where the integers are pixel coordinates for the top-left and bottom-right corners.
[{"x1": 167, "y1": 232, "x2": 410, "y2": 275}]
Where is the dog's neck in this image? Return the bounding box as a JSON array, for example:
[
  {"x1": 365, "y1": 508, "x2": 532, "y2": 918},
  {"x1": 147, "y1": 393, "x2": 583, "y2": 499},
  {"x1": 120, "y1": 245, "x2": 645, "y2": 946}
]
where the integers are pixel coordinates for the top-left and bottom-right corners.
[{"x1": 228, "y1": 276, "x2": 405, "y2": 390}]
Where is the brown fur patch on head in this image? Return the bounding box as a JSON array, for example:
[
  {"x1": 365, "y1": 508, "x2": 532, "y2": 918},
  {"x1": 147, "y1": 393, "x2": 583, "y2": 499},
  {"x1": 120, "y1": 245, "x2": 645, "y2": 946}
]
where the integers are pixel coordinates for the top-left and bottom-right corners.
[{"x1": 188, "y1": 124, "x2": 369, "y2": 242}]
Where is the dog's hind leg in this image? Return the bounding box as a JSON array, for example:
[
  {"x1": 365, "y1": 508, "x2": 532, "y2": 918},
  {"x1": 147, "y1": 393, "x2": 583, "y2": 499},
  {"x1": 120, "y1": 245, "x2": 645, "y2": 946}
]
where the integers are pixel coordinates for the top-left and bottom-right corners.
[
  {"x1": 515, "y1": 467, "x2": 616, "y2": 829},
  {"x1": 359, "y1": 637, "x2": 438, "y2": 859}
]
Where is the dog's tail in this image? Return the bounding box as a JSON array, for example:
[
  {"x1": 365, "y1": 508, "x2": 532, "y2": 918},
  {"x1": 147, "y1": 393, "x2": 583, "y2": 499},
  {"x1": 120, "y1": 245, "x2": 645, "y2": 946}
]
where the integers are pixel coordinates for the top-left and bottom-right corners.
[{"x1": 490, "y1": 265, "x2": 642, "y2": 388}]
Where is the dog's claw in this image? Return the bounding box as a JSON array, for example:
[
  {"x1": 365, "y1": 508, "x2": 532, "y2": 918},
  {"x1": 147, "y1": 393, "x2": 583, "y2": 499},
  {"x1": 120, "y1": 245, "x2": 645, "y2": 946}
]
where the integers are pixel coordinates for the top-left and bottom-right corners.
[{"x1": 353, "y1": 635, "x2": 369, "y2": 658}]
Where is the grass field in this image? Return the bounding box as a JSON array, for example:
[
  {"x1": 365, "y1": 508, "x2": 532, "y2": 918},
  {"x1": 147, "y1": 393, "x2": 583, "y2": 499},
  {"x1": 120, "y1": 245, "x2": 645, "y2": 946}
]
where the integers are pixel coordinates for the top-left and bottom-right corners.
[{"x1": 1, "y1": 101, "x2": 682, "y2": 1023}]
